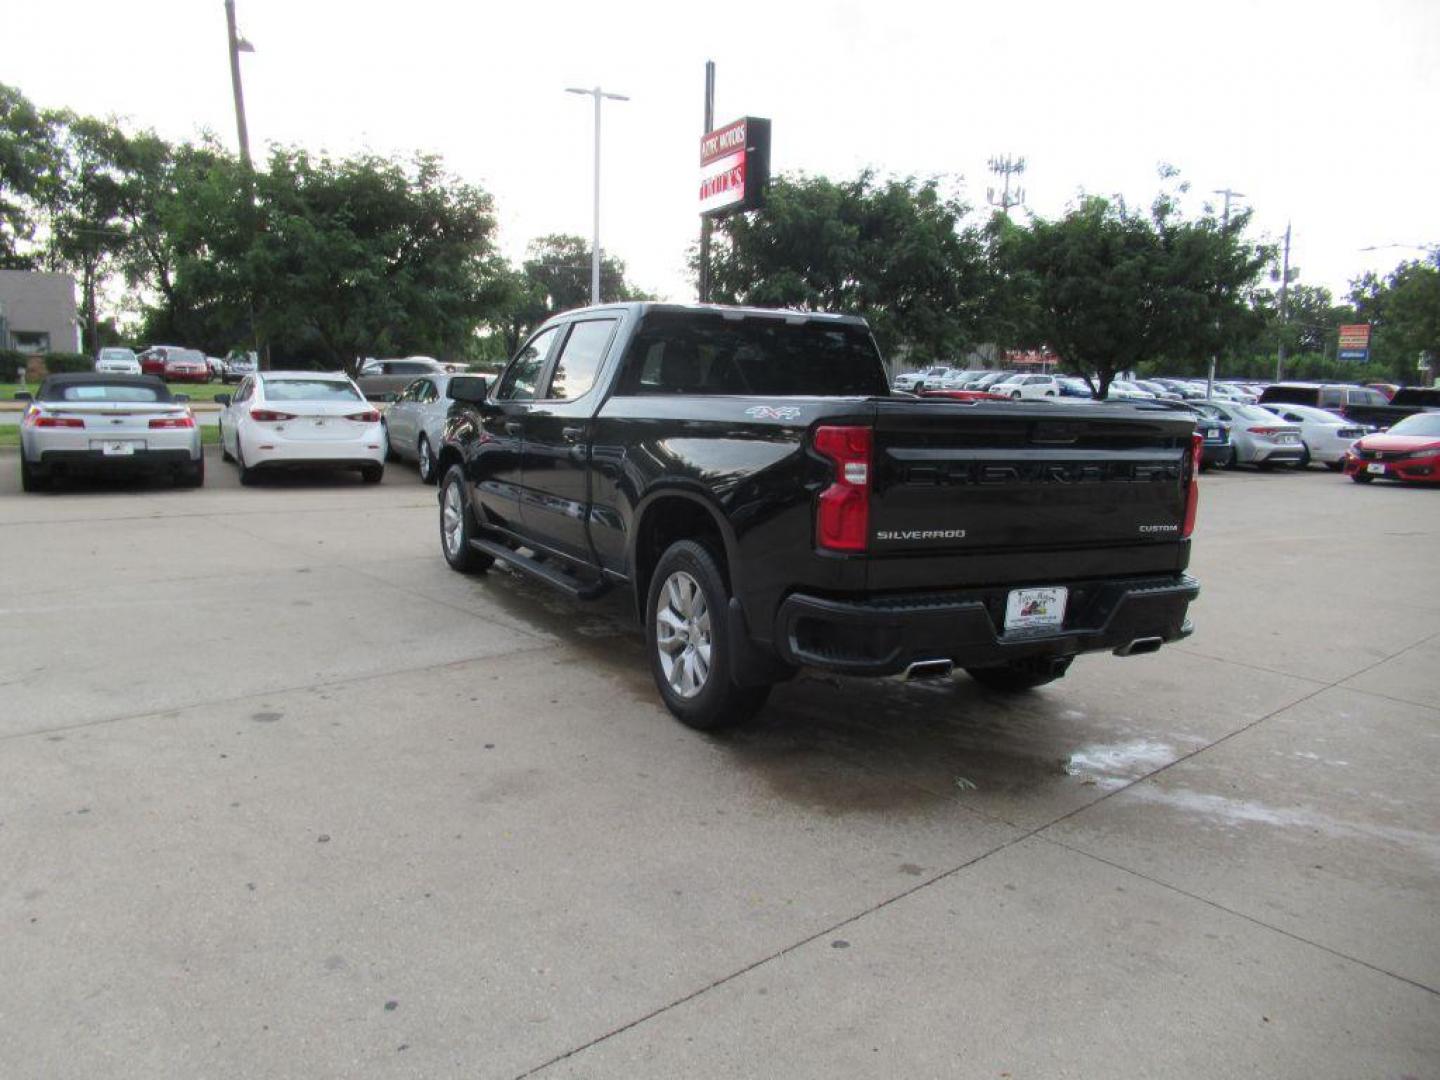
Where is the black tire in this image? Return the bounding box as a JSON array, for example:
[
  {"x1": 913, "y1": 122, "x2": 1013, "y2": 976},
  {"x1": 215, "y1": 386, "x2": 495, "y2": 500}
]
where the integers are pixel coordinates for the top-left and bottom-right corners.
[
  {"x1": 965, "y1": 659, "x2": 1068, "y2": 693},
  {"x1": 383, "y1": 421, "x2": 399, "y2": 462},
  {"x1": 236, "y1": 436, "x2": 258, "y2": 486},
  {"x1": 439, "y1": 464, "x2": 494, "y2": 573},
  {"x1": 417, "y1": 435, "x2": 436, "y2": 484},
  {"x1": 361, "y1": 465, "x2": 384, "y2": 484},
  {"x1": 1011, "y1": 389, "x2": 1022, "y2": 399},
  {"x1": 1351, "y1": 471, "x2": 1374, "y2": 484},
  {"x1": 1325, "y1": 461, "x2": 1344, "y2": 472},
  {"x1": 219, "y1": 420, "x2": 234, "y2": 462},
  {"x1": 646, "y1": 540, "x2": 771, "y2": 731},
  {"x1": 20, "y1": 454, "x2": 50, "y2": 493},
  {"x1": 1297, "y1": 446, "x2": 1311, "y2": 468},
  {"x1": 1224, "y1": 448, "x2": 1240, "y2": 469},
  {"x1": 178, "y1": 455, "x2": 205, "y2": 488}
]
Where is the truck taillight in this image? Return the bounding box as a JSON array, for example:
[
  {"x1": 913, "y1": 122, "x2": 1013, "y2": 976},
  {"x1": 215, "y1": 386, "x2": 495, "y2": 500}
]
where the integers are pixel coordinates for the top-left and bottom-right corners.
[
  {"x1": 814, "y1": 425, "x2": 871, "y2": 552},
  {"x1": 1183, "y1": 431, "x2": 1202, "y2": 539}
]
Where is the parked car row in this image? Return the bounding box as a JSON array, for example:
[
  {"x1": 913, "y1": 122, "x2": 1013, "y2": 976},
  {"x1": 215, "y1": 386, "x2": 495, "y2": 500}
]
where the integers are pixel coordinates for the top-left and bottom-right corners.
[{"x1": 91, "y1": 346, "x2": 257, "y2": 384}]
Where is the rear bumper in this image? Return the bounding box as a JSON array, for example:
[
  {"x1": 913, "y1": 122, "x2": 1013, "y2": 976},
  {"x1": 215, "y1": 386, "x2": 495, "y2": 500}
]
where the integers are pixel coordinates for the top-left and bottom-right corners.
[
  {"x1": 33, "y1": 448, "x2": 196, "y2": 473},
  {"x1": 1200, "y1": 441, "x2": 1231, "y2": 465},
  {"x1": 773, "y1": 574, "x2": 1199, "y2": 676}
]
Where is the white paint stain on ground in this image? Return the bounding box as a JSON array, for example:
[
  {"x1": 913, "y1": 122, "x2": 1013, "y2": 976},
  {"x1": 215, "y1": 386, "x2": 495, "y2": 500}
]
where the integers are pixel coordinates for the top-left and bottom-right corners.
[
  {"x1": 1065, "y1": 739, "x2": 1178, "y2": 791},
  {"x1": 1127, "y1": 786, "x2": 1440, "y2": 865}
]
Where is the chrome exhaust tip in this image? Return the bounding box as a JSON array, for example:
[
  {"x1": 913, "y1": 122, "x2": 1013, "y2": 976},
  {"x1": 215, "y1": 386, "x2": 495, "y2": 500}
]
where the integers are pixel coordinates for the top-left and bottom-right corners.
[
  {"x1": 899, "y1": 658, "x2": 955, "y2": 681},
  {"x1": 1114, "y1": 636, "x2": 1164, "y2": 657}
]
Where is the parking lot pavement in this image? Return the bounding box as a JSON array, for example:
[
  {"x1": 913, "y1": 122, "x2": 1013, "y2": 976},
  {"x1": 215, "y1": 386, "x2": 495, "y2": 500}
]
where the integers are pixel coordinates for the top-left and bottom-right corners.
[{"x1": 1, "y1": 451, "x2": 1437, "y2": 1078}]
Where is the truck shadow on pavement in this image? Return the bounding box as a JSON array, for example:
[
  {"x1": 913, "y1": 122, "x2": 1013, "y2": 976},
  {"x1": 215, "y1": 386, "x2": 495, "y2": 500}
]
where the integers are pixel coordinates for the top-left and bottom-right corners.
[{"x1": 474, "y1": 562, "x2": 1081, "y2": 820}]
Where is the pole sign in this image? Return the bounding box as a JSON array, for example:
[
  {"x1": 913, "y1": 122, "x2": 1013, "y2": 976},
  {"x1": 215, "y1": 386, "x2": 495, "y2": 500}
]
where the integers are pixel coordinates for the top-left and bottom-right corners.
[
  {"x1": 1337, "y1": 323, "x2": 1371, "y2": 361},
  {"x1": 699, "y1": 117, "x2": 771, "y2": 218}
]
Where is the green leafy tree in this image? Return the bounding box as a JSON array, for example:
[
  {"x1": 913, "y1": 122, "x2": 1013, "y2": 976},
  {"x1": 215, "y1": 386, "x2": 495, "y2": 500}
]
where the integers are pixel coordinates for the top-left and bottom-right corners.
[
  {"x1": 1001, "y1": 187, "x2": 1270, "y2": 397},
  {"x1": 0, "y1": 82, "x2": 54, "y2": 268},
  {"x1": 1350, "y1": 260, "x2": 1440, "y2": 379},
  {"x1": 494, "y1": 233, "x2": 646, "y2": 357},
  {"x1": 704, "y1": 171, "x2": 987, "y2": 367}
]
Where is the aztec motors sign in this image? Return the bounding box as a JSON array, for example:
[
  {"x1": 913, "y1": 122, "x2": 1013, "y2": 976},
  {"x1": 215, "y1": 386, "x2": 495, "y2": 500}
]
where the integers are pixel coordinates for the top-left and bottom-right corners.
[
  {"x1": 699, "y1": 117, "x2": 771, "y2": 218},
  {"x1": 1337, "y1": 323, "x2": 1372, "y2": 361}
]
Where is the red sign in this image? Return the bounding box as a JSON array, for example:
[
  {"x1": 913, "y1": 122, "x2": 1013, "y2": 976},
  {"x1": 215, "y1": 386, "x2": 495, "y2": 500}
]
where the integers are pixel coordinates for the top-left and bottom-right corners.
[
  {"x1": 699, "y1": 117, "x2": 770, "y2": 218},
  {"x1": 1338, "y1": 324, "x2": 1371, "y2": 348}
]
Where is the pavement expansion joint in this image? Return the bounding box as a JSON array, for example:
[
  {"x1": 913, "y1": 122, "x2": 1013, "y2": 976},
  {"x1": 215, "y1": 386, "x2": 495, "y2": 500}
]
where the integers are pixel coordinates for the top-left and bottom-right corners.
[{"x1": 1041, "y1": 836, "x2": 1440, "y2": 999}]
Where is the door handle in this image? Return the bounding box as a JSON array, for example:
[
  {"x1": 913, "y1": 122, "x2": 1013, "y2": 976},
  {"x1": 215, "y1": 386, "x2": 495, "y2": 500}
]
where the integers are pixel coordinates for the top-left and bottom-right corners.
[
  {"x1": 504, "y1": 422, "x2": 522, "y2": 436},
  {"x1": 561, "y1": 426, "x2": 584, "y2": 443}
]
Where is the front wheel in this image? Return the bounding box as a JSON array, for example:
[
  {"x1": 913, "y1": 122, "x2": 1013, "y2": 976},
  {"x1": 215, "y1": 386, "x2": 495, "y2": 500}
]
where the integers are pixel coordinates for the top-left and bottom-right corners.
[
  {"x1": 439, "y1": 465, "x2": 494, "y2": 573},
  {"x1": 1011, "y1": 390, "x2": 1022, "y2": 399},
  {"x1": 219, "y1": 420, "x2": 234, "y2": 462},
  {"x1": 1351, "y1": 471, "x2": 1374, "y2": 484},
  {"x1": 1297, "y1": 446, "x2": 1312, "y2": 468},
  {"x1": 646, "y1": 540, "x2": 771, "y2": 730}
]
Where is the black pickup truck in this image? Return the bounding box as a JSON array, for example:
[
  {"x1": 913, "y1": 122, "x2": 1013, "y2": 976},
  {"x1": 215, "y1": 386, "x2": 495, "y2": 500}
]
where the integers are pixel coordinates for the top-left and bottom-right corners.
[{"x1": 435, "y1": 303, "x2": 1201, "y2": 729}]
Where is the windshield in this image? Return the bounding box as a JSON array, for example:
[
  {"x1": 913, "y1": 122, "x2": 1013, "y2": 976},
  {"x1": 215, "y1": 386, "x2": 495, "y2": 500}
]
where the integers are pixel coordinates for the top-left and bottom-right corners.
[
  {"x1": 99, "y1": 348, "x2": 135, "y2": 360},
  {"x1": 619, "y1": 313, "x2": 888, "y2": 397},
  {"x1": 263, "y1": 379, "x2": 363, "y2": 402},
  {"x1": 1387, "y1": 413, "x2": 1440, "y2": 438}
]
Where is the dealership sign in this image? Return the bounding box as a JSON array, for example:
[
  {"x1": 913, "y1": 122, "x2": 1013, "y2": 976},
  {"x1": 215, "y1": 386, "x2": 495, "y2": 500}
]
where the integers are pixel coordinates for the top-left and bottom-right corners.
[
  {"x1": 699, "y1": 117, "x2": 771, "y2": 218},
  {"x1": 1338, "y1": 323, "x2": 1372, "y2": 361}
]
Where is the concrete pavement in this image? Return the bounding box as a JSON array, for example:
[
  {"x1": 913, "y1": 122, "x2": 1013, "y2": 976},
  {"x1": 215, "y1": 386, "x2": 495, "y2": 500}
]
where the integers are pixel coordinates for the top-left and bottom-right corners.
[{"x1": 0, "y1": 450, "x2": 1436, "y2": 1078}]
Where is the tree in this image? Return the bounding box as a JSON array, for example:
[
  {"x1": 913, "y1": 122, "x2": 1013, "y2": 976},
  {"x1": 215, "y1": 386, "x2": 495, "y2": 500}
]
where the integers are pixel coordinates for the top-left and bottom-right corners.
[
  {"x1": 493, "y1": 233, "x2": 647, "y2": 357},
  {"x1": 1000, "y1": 188, "x2": 1270, "y2": 397},
  {"x1": 704, "y1": 171, "x2": 987, "y2": 367},
  {"x1": 0, "y1": 82, "x2": 54, "y2": 268},
  {"x1": 1350, "y1": 260, "x2": 1440, "y2": 379}
]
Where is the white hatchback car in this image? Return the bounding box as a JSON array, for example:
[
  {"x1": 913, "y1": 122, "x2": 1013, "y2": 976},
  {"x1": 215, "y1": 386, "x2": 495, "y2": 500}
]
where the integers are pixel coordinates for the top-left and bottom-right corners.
[{"x1": 216, "y1": 371, "x2": 386, "y2": 485}]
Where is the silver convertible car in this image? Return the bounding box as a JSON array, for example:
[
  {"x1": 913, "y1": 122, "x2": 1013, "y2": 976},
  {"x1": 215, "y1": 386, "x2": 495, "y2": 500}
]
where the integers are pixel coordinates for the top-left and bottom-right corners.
[
  {"x1": 16, "y1": 373, "x2": 203, "y2": 491},
  {"x1": 382, "y1": 372, "x2": 454, "y2": 483}
]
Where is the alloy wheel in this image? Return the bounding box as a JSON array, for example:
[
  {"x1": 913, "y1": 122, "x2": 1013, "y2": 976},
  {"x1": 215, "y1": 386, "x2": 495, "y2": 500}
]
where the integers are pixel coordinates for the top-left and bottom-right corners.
[{"x1": 654, "y1": 570, "x2": 712, "y2": 699}]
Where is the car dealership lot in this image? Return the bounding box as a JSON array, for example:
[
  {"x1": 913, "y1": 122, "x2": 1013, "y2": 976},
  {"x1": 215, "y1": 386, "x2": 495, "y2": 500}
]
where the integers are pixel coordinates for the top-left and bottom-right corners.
[{"x1": 1, "y1": 453, "x2": 1436, "y2": 1078}]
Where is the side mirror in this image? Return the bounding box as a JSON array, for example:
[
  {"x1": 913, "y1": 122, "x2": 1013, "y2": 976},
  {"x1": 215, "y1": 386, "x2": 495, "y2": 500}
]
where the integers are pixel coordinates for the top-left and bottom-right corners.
[
  {"x1": 382, "y1": 392, "x2": 399, "y2": 404},
  {"x1": 173, "y1": 393, "x2": 190, "y2": 403},
  {"x1": 14, "y1": 391, "x2": 32, "y2": 401},
  {"x1": 448, "y1": 375, "x2": 489, "y2": 404},
  {"x1": 214, "y1": 393, "x2": 231, "y2": 406}
]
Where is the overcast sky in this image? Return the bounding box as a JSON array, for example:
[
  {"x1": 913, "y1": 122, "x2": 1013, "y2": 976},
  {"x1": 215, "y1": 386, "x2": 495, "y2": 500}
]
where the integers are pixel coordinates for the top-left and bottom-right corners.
[{"x1": 9, "y1": 0, "x2": 1439, "y2": 303}]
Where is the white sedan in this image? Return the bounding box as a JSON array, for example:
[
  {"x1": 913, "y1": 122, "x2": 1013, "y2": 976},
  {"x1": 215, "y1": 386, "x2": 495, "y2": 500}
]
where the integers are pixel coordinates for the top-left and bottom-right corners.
[
  {"x1": 1263, "y1": 403, "x2": 1369, "y2": 469},
  {"x1": 216, "y1": 371, "x2": 387, "y2": 485},
  {"x1": 992, "y1": 373, "x2": 1060, "y2": 399}
]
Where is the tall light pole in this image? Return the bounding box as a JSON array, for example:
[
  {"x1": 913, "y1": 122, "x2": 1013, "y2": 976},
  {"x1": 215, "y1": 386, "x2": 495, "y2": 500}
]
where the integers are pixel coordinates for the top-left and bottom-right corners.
[
  {"x1": 224, "y1": 0, "x2": 255, "y2": 168},
  {"x1": 566, "y1": 86, "x2": 628, "y2": 306}
]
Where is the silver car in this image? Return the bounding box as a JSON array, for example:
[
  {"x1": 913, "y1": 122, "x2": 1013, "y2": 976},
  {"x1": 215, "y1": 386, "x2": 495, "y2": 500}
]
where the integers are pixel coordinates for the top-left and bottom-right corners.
[
  {"x1": 94, "y1": 347, "x2": 141, "y2": 374},
  {"x1": 382, "y1": 372, "x2": 454, "y2": 483},
  {"x1": 1203, "y1": 401, "x2": 1305, "y2": 468},
  {"x1": 17, "y1": 373, "x2": 203, "y2": 492}
]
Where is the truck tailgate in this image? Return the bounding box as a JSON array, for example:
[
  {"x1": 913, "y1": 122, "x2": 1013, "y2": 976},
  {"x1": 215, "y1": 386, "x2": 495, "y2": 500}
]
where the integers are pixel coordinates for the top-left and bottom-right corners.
[{"x1": 870, "y1": 400, "x2": 1196, "y2": 557}]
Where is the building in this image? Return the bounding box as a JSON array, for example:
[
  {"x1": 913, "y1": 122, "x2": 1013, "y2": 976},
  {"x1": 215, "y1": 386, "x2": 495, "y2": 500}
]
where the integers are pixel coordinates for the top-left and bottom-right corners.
[{"x1": 0, "y1": 270, "x2": 80, "y2": 354}]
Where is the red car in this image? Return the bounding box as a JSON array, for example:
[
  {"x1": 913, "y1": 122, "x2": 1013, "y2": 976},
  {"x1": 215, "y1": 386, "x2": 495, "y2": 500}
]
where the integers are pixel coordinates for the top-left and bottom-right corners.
[
  {"x1": 137, "y1": 345, "x2": 211, "y2": 383},
  {"x1": 1344, "y1": 412, "x2": 1440, "y2": 485}
]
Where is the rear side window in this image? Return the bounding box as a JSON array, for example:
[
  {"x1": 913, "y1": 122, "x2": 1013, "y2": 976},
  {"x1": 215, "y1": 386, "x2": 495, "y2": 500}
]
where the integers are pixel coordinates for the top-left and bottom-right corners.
[
  {"x1": 1260, "y1": 386, "x2": 1319, "y2": 406},
  {"x1": 546, "y1": 319, "x2": 617, "y2": 401},
  {"x1": 618, "y1": 313, "x2": 887, "y2": 397}
]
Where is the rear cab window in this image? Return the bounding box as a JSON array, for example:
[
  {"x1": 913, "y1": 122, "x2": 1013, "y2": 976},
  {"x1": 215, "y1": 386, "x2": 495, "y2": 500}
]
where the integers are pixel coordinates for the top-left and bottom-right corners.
[{"x1": 617, "y1": 312, "x2": 887, "y2": 397}]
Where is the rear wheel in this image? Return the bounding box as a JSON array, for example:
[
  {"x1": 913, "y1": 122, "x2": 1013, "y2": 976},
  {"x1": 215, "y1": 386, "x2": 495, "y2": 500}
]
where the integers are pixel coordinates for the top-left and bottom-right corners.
[
  {"x1": 383, "y1": 421, "x2": 399, "y2": 462},
  {"x1": 1325, "y1": 461, "x2": 1344, "y2": 472},
  {"x1": 646, "y1": 540, "x2": 771, "y2": 731},
  {"x1": 236, "y1": 437, "x2": 258, "y2": 486},
  {"x1": 440, "y1": 465, "x2": 494, "y2": 573},
  {"x1": 360, "y1": 465, "x2": 383, "y2": 485},
  {"x1": 20, "y1": 455, "x2": 50, "y2": 493},
  {"x1": 178, "y1": 455, "x2": 205, "y2": 488},
  {"x1": 417, "y1": 435, "x2": 436, "y2": 484}
]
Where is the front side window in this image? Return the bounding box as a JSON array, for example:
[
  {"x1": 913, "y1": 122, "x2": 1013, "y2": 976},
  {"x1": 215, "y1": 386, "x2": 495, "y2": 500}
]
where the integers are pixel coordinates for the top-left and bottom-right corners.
[
  {"x1": 497, "y1": 327, "x2": 560, "y2": 401},
  {"x1": 416, "y1": 380, "x2": 438, "y2": 404},
  {"x1": 546, "y1": 319, "x2": 617, "y2": 401}
]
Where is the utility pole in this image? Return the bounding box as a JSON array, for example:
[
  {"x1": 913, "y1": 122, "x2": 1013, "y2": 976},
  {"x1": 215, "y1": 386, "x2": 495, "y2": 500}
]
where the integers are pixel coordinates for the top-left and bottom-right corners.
[
  {"x1": 987, "y1": 155, "x2": 1026, "y2": 218},
  {"x1": 566, "y1": 85, "x2": 629, "y2": 305},
  {"x1": 1275, "y1": 222, "x2": 1292, "y2": 382},
  {"x1": 1212, "y1": 187, "x2": 1245, "y2": 230},
  {"x1": 224, "y1": 0, "x2": 254, "y2": 168}
]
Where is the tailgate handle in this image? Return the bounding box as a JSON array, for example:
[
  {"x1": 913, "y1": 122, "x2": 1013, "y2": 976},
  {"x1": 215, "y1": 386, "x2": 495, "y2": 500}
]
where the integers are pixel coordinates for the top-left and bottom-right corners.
[
  {"x1": 504, "y1": 422, "x2": 523, "y2": 436},
  {"x1": 561, "y1": 426, "x2": 584, "y2": 443}
]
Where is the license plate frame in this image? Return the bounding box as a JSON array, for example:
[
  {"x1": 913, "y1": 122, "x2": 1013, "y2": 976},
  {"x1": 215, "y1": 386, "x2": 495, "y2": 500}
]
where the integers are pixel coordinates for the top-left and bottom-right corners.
[
  {"x1": 94, "y1": 440, "x2": 139, "y2": 456},
  {"x1": 1004, "y1": 586, "x2": 1068, "y2": 633},
  {"x1": 1366, "y1": 463, "x2": 1385, "y2": 475}
]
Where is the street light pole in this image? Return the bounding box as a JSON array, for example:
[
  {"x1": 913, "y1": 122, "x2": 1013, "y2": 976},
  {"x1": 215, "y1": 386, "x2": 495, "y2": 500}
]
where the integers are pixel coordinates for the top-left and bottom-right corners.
[{"x1": 566, "y1": 86, "x2": 628, "y2": 306}]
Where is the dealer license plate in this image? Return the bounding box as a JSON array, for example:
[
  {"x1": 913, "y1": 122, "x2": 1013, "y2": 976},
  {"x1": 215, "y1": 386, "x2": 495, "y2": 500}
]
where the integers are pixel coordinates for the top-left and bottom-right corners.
[
  {"x1": 1005, "y1": 586, "x2": 1068, "y2": 632},
  {"x1": 1367, "y1": 463, "x2": 1385, "y2": 475},
  {"x1": 95, "y1": 440, "x2": 138, "y2": 456}
]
